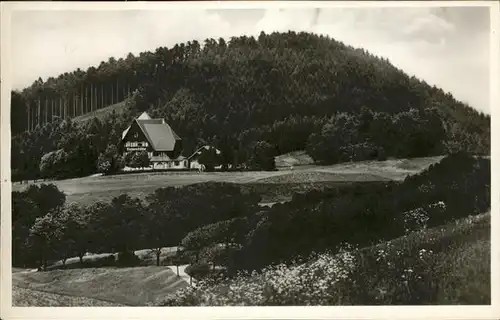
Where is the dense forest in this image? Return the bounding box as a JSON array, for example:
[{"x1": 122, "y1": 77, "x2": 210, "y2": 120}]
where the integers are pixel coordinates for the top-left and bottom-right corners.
[{"x1": 11, "y1": 31, "x2": 490, "y2": 181}]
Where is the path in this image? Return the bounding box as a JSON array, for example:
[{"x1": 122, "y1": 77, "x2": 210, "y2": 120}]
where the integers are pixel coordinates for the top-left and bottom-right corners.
[{"x1": 166, "y1": 264, "x2": 197, "y2": 287}]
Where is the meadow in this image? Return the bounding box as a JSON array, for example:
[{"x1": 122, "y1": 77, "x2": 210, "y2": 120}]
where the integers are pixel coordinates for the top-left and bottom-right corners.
[
  {"x1": 11, "y1": 155, "x2": 444, "y2": 206},
  {"x1": 13, "y1": 266, "x2": 187, "y2": 306}
]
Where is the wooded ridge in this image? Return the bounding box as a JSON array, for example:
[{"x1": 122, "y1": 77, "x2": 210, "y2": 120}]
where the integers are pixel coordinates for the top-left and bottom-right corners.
[{"x1": 11, "y1": 31, "x2": 490, "y2": 181}]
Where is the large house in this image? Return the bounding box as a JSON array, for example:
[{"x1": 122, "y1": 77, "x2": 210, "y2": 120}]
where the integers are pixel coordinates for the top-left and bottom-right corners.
[{"x1": 121, "y1": 112, "x2": 188, "y2": 170}]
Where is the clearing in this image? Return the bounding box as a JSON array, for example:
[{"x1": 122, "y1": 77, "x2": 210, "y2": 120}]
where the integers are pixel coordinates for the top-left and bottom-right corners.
[
  {"x1": 11, "y1": 155, "x2": 444, "y2": 206},
  {"x1": 72, "y1": 100, "x2": 128, "y2": 124}
]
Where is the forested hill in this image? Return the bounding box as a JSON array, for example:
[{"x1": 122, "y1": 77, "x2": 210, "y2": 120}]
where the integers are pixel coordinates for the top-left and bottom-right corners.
[{"x1": 11, "y1": 31, "x2": 490, "y2": 181}]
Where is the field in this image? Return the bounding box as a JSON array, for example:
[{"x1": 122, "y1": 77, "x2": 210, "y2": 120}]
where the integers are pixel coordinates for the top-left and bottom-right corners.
[
  {"x1": 12, "y1": 287, "x2": 123, "y2": 307},
  {"x1": 13, "y1": 266, "x2": 188, "y2": 306},
  {"x1": 11, "y1": 155, "x2": 444, "y2": 206}
]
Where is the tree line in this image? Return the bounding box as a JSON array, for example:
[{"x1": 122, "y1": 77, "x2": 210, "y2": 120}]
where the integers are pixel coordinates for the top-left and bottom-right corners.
[
  {"x1": 12, "y1": 182, "x2": 261, "y2": 269},
  {"x1": 12, "y1": 31, "x2": 490, "y2": 181}
]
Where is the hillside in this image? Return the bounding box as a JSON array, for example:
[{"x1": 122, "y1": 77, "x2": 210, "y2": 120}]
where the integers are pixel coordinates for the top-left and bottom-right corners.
[
  {"x1": 11, "y1": 31, "x2": 490, "y2": 182},
  {"x1": 13, "y1": 266, "x2": 188, "y2": 306},
  {"x1": 156, "y1": 212, "x2": 490, "y2": 306},
  {"x1": 12, "y1": 286, "x2": 123, "y2": 307},
  {"x1": 72, "y1": 100, "x2": 128, "y2": 124}
]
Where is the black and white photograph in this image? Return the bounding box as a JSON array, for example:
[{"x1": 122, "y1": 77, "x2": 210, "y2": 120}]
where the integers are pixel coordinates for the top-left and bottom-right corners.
[{"x1": 1, "y1": 1, "x2": 498, "y2": 318}]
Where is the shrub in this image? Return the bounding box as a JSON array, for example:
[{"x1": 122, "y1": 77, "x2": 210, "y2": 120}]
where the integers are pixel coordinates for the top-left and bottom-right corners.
[
  {"x1": 101, "y1": 254, "x2": 117, "y2": 267},
  {"x1": 185, "y1": 262, "x2": 211, "y2": 280},
  {"x1": 116, "y1": 251, "x2": 141, "y2": 267}
]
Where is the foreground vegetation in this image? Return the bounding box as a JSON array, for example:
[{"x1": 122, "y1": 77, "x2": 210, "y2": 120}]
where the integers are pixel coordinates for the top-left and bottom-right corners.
[
  {"x1": 156, "y1": 212, "x2": 489, "y2": 306},
  {"x1": 13, "y1": 153, "x2": 490, "y2": 306},
  {"x1": 12, "y1": 31, "x2": 489, "y2": 182},
  {"x1": 13, "y1": 211, "x2": 489, "y2": 306}
]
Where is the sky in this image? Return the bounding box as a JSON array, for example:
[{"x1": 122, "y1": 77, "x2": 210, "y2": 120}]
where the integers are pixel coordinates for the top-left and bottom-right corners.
[{"x1": 9, "y1": 5, "x2": 491, "y2": 113}]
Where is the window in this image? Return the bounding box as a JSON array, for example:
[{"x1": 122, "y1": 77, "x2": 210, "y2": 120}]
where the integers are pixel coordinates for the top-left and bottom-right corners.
[
  {"x1": 174, "y1": 161, "x2": 180, "y2": 166},
  {"x1": 143, "y1": 142, "x2": 148, "y2": 147},
  {"x1": 184, "y1": 160, "x2": 188, "y2": 167}
]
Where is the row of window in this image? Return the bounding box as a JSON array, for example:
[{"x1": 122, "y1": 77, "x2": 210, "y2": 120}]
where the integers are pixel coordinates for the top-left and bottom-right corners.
[
  {"x1": 154, "y1": 160, "x2": 188, "y2": 168},
  {"x1": 125, "y1": 141, "x2": 149, "y2": 148}
]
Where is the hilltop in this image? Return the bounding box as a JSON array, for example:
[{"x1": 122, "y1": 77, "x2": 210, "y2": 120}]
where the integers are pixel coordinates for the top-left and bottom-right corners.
[{"x1": 11, "y1": 31, "x2": 490, "y2": 181}]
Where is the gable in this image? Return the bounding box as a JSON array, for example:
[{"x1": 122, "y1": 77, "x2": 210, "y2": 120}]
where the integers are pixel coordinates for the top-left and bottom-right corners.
[
  {"x1": 137, "y1": 111, "x2": 152, "y2": 120},
  {"x1": 123, "y1": 120, "x2": 149, "y2": 144}
]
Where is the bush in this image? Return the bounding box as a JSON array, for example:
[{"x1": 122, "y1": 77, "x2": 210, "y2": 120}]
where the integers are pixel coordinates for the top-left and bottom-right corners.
[
  {"x1": 116, "y1": 251, "x2": 141, "y2": 267},
  {"x1": 101, "y1": 254, "x2": 117, "y2": 267},
  {"x1": 185, "y1": 262, "x2": 211, "y2": 280},
  {"x1": 345, "y1": 142, "x2": 379, "y2": 161}
]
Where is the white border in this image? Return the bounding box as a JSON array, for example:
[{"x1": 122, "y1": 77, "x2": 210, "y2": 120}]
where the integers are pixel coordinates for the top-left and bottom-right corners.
[{"x1": 1, "y1": 1, "x2": 499, "y2": 319}]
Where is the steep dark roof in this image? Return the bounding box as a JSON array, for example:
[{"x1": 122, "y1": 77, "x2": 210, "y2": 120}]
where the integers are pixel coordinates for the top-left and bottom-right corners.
[
  {"x1": 136, "y1": 119, "x2": 181, "y2": 152},
  {"x1": 122, "y1": 112, "x2": 181, "y2": 152}
]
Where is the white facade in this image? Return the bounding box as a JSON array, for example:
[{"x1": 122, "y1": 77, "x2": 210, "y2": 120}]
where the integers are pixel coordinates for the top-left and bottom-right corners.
[{"x1": 152, "y1": 157, "x2": 189, "y2": 170}]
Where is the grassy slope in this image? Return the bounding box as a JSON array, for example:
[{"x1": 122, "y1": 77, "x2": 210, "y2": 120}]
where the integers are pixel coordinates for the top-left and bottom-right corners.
[
  {"x1": 12, "y1": 287, "x2": 123, "y2": 307},
  {"x1": 356, "y1": 212, "x2": 490, "y2": 304},
  {"x1": 12, "y1": 266, "x2": 188, "y2": 306},
  {"x1": 72, "y1": 100, "x2": 128, "y2": 124},
  {"x1": 11, "y1": 156, "x2": 443, "y2": 206},
  {"x1": 151, "y1": 212, "x2": 490, "y2": 306}
]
